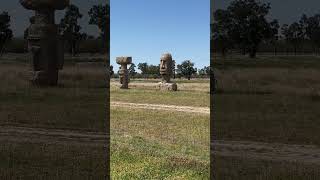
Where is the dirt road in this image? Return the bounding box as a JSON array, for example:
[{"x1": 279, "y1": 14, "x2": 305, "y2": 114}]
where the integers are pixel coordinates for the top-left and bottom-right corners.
[
  {"x1": 0, "y1": 125, "x2": 107, "y2": 146},
  {"x1": 111, "y1": 101, "x2": 210, "y2": 114},
  {"x1": 1, "y1": 125, "x2": 320, "y2": 165},
  {"x1": 213, "y1": 140, "x2": 320, "y2": 165}
]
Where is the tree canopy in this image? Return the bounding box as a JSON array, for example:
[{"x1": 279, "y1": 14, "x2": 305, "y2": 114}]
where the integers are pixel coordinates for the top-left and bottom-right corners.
[{"x1": 0, "y1": 11, "x2": 13, "y2": 56}]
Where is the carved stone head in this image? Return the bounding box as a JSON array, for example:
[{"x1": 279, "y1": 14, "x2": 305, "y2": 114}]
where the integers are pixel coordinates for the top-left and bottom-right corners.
[{"x1": 160, "y1": 53, "x2": 173, "y2": 83}]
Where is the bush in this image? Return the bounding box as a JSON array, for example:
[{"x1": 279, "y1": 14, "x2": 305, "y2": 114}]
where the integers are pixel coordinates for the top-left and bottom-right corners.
[{"x1": 4, "y1": 38, "x2": 27, "y2": 53}]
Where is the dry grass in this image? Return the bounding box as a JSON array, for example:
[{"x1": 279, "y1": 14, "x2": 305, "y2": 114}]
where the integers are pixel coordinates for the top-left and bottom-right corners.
[
  {"x1": 213, "y1": 56, "x2": 320, "y2": 178},
  {"x1": 111, "y1": 108, "x2": 210, "y2": 179},
  {"x1": 110, "y1": 78, "x2": 210, "y2": 179},
  {"x1": 0, "y1": 61, "x2": 108, "y2": 179}
]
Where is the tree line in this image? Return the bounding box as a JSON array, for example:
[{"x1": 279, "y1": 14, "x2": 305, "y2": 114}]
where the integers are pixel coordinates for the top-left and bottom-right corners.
[
  {"x1": 212, "y1": 0, "x2": 320, "y2": 58},
  {"x1": 0, "y1": 3, "x2": 109, "y2": 56},
  {"x1": 111, "y1": 60, "x2": 210, "y2": 80}
]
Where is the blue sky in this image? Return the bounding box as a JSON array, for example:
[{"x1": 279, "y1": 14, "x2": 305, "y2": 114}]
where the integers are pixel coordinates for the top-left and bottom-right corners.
[{"x1": 110, "y1": 0, "x2": 210, "y2": 70}]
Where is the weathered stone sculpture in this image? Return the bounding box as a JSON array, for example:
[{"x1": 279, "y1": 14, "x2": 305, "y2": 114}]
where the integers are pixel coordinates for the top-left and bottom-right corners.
[
  {"x1": 158, "y1": 53, "x2": 177, "y2": 91},
  {"x1": 116, "y1": 57, "x2": 132, "y2": 89},
  {"x1": 20, "y1": 0, "x2": 69, "y2": 86}
]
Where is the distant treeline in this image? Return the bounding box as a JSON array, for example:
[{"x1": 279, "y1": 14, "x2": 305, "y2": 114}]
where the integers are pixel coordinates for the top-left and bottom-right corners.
[
  {"x1": 111, "y1": 61, "x2": 210, "y2": 80},
  {"x1": 211, "y1": 0, "x2": 320, "y2": 58},
  {"x1": 2, "y1": 38, "x2": 107, "y2": 54},
  {"x1": 0, "y1": 3, "x2": 109, "y2": 56}
]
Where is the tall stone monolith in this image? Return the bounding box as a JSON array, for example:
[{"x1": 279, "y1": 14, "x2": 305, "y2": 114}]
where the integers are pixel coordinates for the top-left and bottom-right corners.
[
  {"x1": 20, "y1": 0, "x2": 69, "y2": 86},
  {"x1": 116, "y1": 56, "x2": 132, "y2": 89}
]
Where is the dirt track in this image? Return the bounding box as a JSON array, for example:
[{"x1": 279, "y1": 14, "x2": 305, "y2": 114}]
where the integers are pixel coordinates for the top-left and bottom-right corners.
[
  {"x1": 0, "y1": 125, "x2": 107, "y2": 146},
  {"x1": 1, "y1": 125, "x2": 320, "y2": 165},
  {"x1": 214, "y1": 140, "x2": 320, "y2": 165},
  {"x1": 111, "y1": 101, "x2": 210, "y2": 114}
]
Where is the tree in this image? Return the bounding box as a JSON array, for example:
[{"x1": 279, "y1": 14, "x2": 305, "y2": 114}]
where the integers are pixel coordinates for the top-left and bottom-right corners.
[
  {"x1": 264, "y1": 19, "x2": 280, "y2": 55},
  {"x1": 128, "y1": 63, "x2": 137, "y2": 78},
  {"x1": 172, "y1": 60, "x2": 176, "y2": 79},
  {"x1": 147, "y1": 64, "x2": 160, "y2": 78},
  {"x1": 89, "y1": 4, "x2": 109, "y2": 53},
  {"x1": 212, "y1": 9, "x2": 233, "y2": 56},
  {"x1": 300, "y1": 14, "x2": 320, "y2": 54},
  {"x1": 214, "y1": 0, "x2": 278, "y2": 58},
  {"x1": 0, "y1": 12, "x2": 13, "y2": 56},
  {"x1": 177, "y1": 60, "x2": 197, "y2": 80},
  {"x1": 110, "y1": 65, "x2": 114, "y2": 77},
  {"x1": 138, "y1": 63, "x2": 148, "y2": 75},
  {"x1": 198, "y1": 66, "x2": 210, "y2": 78},
  {"x1": 60, "y1": 4, "x2": 83, "y2": 56},
  {"x1": 281, "y1": 22, "x2": 304, "y2": 55}
]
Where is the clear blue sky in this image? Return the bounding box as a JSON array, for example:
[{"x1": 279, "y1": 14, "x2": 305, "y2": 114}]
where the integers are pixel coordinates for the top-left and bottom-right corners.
[{"x1": 110, "y1": 0, "x2": 210, "y2": 70}]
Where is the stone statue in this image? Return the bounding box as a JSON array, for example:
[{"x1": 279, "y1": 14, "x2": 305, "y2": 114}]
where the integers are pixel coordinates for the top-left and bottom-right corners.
[
  {"x1": 160, "y1": 53, "x2": 173, "y2": 83},
  {"x1": 20, "y1": 0, "x2": 69, "y2": 86},
  {"x1": 116, "y1": 57, "x2": 132, "y2": 89},
  {"x1": 158, "y1": 53, "x2": 177, "y2": 91}
]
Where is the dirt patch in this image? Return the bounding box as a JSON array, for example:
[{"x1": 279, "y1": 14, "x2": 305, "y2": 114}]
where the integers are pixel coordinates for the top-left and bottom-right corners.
[
  {"x1": 1, "y1": 125, "x2": 320, "y2": 165},
  {"x1": 0, "y1": 125, "x2": 107, "y2": 146},
  {"x1": 111, "y1": 101, "x2": 210, "y2": 114},
  {"x1": 213, "y1": 140, "x2": 320, "y2": 165}
]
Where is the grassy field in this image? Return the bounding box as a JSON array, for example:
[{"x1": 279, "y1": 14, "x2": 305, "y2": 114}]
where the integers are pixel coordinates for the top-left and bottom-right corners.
[
  {"x1": 110, "y1": 78, "x2": 210, "y2": 179},
  {"x1": 0, "y1": 60, "x2": 108, "y2": 179},
  {"x1": 0, "y1": 62, "x2": 107, "y2": 131},
  {"x1": 0, "y1": 142, "x2": 107, "y2": 179},
  {"x1": 0, "y1": 59, "x2": 210, "y2": 179},
  {"x1": 212, "y1": 55, "x2": 320, "y2": 179},
  {"x1": 215, "y1": 155, "x2": 320, "y2": 180}
]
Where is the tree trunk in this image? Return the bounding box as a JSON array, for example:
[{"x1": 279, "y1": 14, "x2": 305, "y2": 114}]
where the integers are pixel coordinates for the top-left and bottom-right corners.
[
  {"x1": 249, "y1": 47, "x2": 257, "y2": 58},
  {"x1": 221, "y1": 47, "x2": 227, "y2": 58},
  {"x1": 241, "y1": 48, "x2": 246, "y2": 55}
]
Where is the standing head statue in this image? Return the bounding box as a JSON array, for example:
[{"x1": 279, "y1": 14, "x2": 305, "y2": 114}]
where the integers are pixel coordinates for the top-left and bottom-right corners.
[
  {"x1": 20, "y1": 0, "x2": 69, "y2": 86},
  {"x1": 160, "y1": 53, "x2": 173, "y2": 83}
]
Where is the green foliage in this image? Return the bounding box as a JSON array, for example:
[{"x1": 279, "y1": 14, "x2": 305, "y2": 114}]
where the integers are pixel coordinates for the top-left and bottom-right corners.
[
  {"x1": 60, "y1": 4, "x2": 84, "y2": 56},
  {"x1": 137, "y1": 63, "x2": 160, "y2": 77},
  {"x1": 281, "y1": 22, "x2": 304, "y2": 54},
  {"x1": 212, "y1": 0, "x2": 279, "y2": 58},
  {"x1": 299, "y1": 14, "x2": 320, "y2": 51},
  {"x1": 137, "y1": 63, "x2": 148, "y2": 75},
  {"x1": 198, "y1": 66, "x2": 210, "y2": 77},
  {"x1": 128, "y1": 63, "x2": 137, "y2": 78},
  {"x1": 110, "y1": 65, "x2": 114, "y2": 76},
  {"x1": 177, "y1": 60, "x2": 197, "y2": 80},
  {"x1": 0, "y1": 11, "x2": 13, "y2": 56},
  {"x1": 88, "y1": 4, "x2": 109, "y2": 53}
]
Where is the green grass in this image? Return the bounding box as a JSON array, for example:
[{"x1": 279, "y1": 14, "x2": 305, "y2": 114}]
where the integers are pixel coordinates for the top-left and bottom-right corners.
[
  {"x1": 110, "y1": 86, "x2": 209, "y2": 107},
  {"x1": 110, "y1": 108, "x2": 210, "y2": 179},
  {"x1": 1, "y1": 61, "x2": 210, "y2": 179},
  {"x1": 0, "y1": 142, "x2": 107, "y2": 180},
  {"x1": 0, "y1": 62, "x2": 107, "y2": 131},
  {"x1": 212, "y1": 56, "x2": 320, "y2": 179},
  {"x1": 213, "y1": 66, "x2": 320, "y2": 145},
  {"x1": 0, "y1": 62, "x2": 108, "y2": 179}
]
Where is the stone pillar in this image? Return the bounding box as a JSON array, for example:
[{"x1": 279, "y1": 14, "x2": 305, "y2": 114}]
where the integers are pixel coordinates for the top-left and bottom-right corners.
[
  {"x1": 116, "y1": 57, "x2": 132, "y2": 89},
  {"x1": 20, "y1": 0, "x2": 69, "y2": 86},
  {"x1": 158, "y1": 53, "x2": 177, "y2": 91}
]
